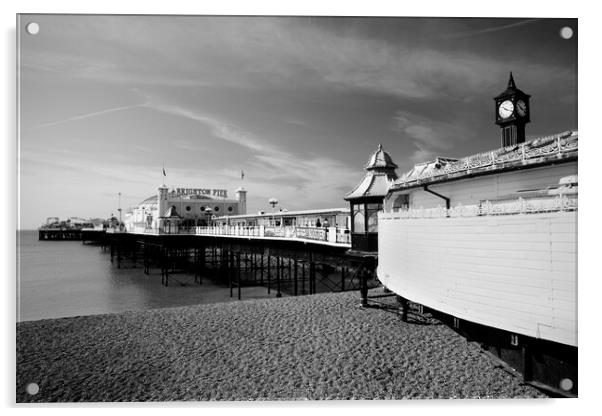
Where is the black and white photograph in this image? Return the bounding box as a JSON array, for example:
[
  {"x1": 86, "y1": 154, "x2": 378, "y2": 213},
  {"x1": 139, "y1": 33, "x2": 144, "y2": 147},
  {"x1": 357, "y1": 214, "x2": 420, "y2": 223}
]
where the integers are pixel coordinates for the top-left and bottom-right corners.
[{"x1": 14, "y1": 8, "x2": 579, "y2": 404}]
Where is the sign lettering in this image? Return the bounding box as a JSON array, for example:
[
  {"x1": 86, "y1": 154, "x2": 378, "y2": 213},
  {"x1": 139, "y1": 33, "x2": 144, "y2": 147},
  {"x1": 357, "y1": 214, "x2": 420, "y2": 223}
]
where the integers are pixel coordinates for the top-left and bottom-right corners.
[{"x1": 175, "y1": 188, "x2": 228, "y2": 198}]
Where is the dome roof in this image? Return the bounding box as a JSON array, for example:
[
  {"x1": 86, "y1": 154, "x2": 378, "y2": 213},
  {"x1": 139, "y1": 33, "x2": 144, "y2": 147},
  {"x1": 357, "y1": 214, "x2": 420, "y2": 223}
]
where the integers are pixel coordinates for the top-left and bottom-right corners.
[
  {"x1": 365, "y1": 144, "x2": 398, "y2": 171},
  {"x1": 345, "y1": 143, "x2": 399, "y2": 201},
  {"x1": 141, "y1": 195, "x2": 158, "y2": 204}
]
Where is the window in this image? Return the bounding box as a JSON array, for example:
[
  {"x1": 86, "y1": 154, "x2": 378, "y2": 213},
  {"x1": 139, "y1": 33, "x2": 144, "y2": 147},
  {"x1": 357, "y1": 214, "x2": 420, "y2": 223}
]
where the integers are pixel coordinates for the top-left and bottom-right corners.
[
  {"x1": 352, "y1": 205, "x2": 365, "y2": 233},
  {"x1": 185, "y1": 206, "x2": 191, "y2": 212},
  {"x1": 393, "y1": 194, "x2": 410, "y2": 210},
  {"x1": 214, "y1": 206, "x2": 220, "y2": 212},
  {"x1": 228, "y1": 206, "x2": 233, "y2": 212},
  {"x1": 200, "y1": 206, "x2": 205, "y2": 211},
  {"x1": 366, "y1": 203, "x2": 382, "y2": 233}
]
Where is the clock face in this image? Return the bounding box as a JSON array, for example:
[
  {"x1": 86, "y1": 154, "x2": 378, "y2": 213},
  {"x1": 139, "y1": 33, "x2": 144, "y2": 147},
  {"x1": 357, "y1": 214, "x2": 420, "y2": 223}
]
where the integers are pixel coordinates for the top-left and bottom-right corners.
[
  {"x1": 498, "y1": 100, "x2": 514, "y2": 119},
  {"x1": 516, "y1": 99, "x2": 527, "y2": 117}
]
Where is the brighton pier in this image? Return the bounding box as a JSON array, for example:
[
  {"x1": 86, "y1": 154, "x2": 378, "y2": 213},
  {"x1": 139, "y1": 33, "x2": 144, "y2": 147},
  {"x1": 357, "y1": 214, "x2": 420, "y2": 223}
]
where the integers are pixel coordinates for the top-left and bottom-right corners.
[{"x1": 44, "y1": 76, "x2": 578, "y2": 397}]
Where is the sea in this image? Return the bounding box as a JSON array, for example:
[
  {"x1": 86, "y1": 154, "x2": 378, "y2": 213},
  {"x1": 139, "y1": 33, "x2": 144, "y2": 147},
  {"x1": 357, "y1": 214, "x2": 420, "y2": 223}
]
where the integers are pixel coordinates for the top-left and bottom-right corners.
[{"x1": 17, "y1": 230, "x2": 275, "y2": 322}]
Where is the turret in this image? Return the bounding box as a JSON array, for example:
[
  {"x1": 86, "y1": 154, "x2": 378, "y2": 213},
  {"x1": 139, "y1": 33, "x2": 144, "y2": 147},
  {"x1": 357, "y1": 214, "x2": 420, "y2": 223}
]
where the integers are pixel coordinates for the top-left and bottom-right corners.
[
  {"x1": 345, "y1": 143, "x2": 398, "y2": 252},
  {"x1": 157, "y1": 184, "x2": 169, "y2": 228},
  {"x1": 235, "y1": 187, "x2": 247, "y2": 215}
]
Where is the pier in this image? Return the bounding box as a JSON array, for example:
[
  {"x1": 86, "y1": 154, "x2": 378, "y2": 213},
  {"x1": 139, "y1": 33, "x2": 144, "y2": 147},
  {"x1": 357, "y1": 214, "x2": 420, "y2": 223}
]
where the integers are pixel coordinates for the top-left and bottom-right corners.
[{"x1": 93, "y1": 226, "x2": 378, "y2": 303}]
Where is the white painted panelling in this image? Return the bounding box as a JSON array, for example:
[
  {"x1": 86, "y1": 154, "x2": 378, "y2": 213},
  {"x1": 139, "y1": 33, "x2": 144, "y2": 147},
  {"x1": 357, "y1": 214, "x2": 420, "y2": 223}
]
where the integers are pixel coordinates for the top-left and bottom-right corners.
[
  {"x1": 408, "y1": 162, "x2": 577, "y2": 209},
  {"x1": 378, "y1": 211, "x2": 577, "y2": 346}
]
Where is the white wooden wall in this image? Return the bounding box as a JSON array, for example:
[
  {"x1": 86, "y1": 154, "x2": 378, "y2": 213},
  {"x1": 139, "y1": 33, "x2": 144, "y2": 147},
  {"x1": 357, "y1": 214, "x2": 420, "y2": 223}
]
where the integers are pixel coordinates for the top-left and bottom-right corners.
[
  {"x1": 407, "y1": 161, "x2": 577, "y2": 209},
  {"x1": 378, "y1": 211, "x2": 577, "y2": 346}
]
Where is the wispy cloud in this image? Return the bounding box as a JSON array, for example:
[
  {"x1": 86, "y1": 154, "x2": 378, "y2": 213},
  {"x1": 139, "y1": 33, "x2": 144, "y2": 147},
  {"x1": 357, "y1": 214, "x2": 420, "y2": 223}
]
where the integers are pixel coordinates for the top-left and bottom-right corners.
[
  {"x1": 442, "y1": 19, "x2": 540, "y2": 39},
  {"x1": 173, "y1": 140, "x2": 209, "y2": 152},
  {"x1": 23, "y1": 103, "x2": 143, "y2": 131},
  {"x1": 393, "y1": 110, "x2": 475, "y2": 165},
  {"x1": 143, "y1": 102, "x2": 269, "y2": 153}
]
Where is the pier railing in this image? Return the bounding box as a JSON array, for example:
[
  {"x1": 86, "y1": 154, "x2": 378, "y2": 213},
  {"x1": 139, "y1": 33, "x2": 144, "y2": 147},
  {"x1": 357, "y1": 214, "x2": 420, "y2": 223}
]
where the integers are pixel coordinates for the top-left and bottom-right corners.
[{"x1": 195, "y1": 225, "x2": 351, "y2": 246}]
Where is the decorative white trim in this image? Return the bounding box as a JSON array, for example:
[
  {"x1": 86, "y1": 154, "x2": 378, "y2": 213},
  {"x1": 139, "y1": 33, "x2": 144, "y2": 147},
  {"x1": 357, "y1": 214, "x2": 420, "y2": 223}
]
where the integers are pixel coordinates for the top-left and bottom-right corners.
[
  {"x1": 381, "y1": 194, "x2": 577, "y2": 220},
  {"x1": 396, "y1": 131, "x2": 577, "y2": 187}
]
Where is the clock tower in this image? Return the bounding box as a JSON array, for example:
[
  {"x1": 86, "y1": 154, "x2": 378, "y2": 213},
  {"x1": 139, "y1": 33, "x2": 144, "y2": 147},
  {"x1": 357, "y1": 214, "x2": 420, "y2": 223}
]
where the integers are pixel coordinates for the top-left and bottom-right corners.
[{"x1": 494, "y1": 72, "x2": 531, "y2": 147}]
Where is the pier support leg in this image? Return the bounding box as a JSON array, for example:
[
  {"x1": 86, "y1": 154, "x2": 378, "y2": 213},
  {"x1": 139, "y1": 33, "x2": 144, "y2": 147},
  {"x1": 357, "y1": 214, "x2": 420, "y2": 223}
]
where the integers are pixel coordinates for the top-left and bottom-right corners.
[
  {"x1": 260, "y1": 253, "x2": 265, "y2": 286},
  {"x1": 397, "y1": 295, "x2": 408, "y2": 322},
  {"x1": 341, "y1": 266, "x2": 346, "y2": 292},
  {"x1": 522, "y1": 343, "x2": 532, "y2": 382},
  {"x1": 237, "y1": 252, "x2": 241, "y2": 300},
  {"x1": 161, "y1": 248, "x2": 165, "y2": 285},
  {"x1": 117, "y1": 242, "x2": 121, "y2": 269},
  {"x1": 267, "y1": 254, "x2": 271, "y2": 294},
  {"x1": 143, "y1": 243, "x2": 149, "y2": 275},
  {"x1": 164, "y1": 248, "x2": 169, "y2": 287},
  {"x1": 229, "y1": 250, "x2": 233, "y2": 298},
  {"x1": 222, "y1": 248, "x2": 228, "y2": 284},
  {"x1": 199, "y1": 246, "x2": 205, "y2": 285},
  {"x1": 309, "y1": 261, "x2": 316, "y2": 295},
  {"x1": 132, "y1": 242, "x2": 137, "y2": 268},
  {"x1": 294, "y1": 259, "x2": 298, "y2": 296},
  {"x1": 360, "y1": 268, "x2": 368, "y2": 307},
  {"x1": 301, "y1": 262, "x2": 306, "y2": 295},
  {"x1": 276, "y1": 256, "x2": 282, "y2": 298}
]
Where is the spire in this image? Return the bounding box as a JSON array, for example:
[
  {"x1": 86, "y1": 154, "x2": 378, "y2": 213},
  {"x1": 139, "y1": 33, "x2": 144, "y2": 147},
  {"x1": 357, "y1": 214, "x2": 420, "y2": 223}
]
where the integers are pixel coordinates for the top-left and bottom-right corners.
[
  {"x1": 508, "y1": 71, "x2": 516, "y2": 89},
  {"x1": 494, "y1": 71, "x2": 527, "y2": 100}
]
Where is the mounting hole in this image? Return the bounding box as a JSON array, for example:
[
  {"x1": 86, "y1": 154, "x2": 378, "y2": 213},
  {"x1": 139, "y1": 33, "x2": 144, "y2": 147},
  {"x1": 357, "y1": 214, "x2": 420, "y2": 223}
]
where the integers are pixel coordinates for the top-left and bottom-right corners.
[
  {"x1": 559, "y1": 26, "x2": 573, "y2": 40},
  {"x1": 26, "y1": 382, "x2": 39, "y2": 395},
  {"x1": 26, "y1": 22, "x2": 40, "y2": 35},
  {"x1": 559, "y1": 378, "x2": 573, "y2": 391}
]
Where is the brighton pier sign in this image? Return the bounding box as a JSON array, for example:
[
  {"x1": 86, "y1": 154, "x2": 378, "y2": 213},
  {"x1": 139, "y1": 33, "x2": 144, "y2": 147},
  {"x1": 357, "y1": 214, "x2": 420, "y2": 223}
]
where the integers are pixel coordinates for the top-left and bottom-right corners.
[{"x1": 175, "y1": 188, "x2": 228, "y2": 198}]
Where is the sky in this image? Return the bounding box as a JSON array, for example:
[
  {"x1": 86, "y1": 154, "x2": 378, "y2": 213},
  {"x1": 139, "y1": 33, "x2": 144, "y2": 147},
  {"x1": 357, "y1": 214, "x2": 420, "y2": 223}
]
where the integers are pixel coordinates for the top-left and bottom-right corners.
[{"x1": 17, "y1": 15, "x2": 577, "y2": 229}]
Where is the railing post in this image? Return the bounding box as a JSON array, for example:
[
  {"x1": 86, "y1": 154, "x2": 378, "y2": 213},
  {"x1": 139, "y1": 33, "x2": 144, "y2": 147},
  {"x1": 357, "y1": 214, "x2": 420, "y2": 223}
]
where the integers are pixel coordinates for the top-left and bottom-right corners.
[{"x1": 328, "y1": 227, "x2": 335, "y2": 243}]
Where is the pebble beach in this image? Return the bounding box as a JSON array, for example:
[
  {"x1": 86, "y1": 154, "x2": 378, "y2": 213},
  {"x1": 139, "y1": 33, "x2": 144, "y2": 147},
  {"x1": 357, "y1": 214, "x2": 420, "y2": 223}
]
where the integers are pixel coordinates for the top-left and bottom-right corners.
[{"x1": 16, "y1": 290, "x2": 546, "y2": 402}]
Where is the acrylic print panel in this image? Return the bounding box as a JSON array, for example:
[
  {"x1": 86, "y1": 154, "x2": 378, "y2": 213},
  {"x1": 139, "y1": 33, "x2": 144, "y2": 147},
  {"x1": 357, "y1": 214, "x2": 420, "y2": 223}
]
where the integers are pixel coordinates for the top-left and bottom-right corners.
[{"x1": 17, "y1": 14, "x2": 578, "y2": 402}]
